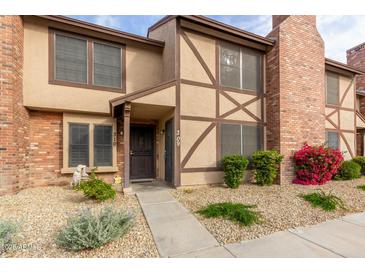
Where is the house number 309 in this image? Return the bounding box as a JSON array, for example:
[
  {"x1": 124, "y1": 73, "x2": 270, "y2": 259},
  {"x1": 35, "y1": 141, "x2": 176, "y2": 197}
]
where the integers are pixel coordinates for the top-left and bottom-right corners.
[{"x1": 176, "y1": 130, "x2": 181, "y2": 147}]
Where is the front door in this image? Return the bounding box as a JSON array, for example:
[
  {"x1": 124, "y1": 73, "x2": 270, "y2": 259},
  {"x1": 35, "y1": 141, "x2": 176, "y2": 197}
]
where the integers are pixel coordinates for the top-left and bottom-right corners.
[
  {"x1": 130, "y1": 125, "x2": 155, "y2": 180},
  {"x1": 165, "y1": 119, "x2": 174, "y2": 184}
]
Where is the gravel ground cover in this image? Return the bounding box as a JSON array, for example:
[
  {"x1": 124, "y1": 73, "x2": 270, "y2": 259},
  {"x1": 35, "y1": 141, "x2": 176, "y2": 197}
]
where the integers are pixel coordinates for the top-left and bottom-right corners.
[
  {"x1": 0, "y1": 187, "x2": 158, "y2": 258},
  {"x1": 173, "y1": 178, "x2": 365, "y2": 245}
]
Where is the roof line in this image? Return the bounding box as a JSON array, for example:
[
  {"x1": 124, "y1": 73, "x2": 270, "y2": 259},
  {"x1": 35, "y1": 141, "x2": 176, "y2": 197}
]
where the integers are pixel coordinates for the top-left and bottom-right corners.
[
  {"x1": 347, "y1": 42, "x2": 365, "y2": 54},
  {"x1": 34, "y1": 15, "x2": 165, "y2": 47},
  {"x1": 325, "y1": 58, "x2": 364, "y2": 75},
  {"x1": 148, "y1": 15, "x2": 274, "y2": 46}
]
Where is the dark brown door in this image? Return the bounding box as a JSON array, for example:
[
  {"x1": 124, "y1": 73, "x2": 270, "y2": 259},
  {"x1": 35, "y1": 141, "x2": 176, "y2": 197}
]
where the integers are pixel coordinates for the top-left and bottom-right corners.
[{"x1": 130, "y1": 125, "x2": 155, "y2": 179}]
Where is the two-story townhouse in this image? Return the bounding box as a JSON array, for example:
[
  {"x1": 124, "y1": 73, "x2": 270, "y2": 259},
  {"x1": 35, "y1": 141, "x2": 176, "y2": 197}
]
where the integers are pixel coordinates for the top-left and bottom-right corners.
[{"x1": 0, "y1": 15, "x2": 364, "y2": 195}]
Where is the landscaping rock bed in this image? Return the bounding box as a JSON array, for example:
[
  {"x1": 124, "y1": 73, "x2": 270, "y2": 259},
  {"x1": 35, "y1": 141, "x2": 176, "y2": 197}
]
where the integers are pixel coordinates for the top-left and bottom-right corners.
[
  {"x1": 173, "y1": 178, "x2": 365, "y2": 245},
  {"x1": 0, "y1": 187, "x2": 158, "y2": 258}
]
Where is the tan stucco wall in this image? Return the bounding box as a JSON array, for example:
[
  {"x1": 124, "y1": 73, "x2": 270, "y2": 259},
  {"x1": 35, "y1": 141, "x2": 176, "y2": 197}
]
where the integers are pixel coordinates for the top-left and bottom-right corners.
[
  {"x1": 180, "y1": 84, "x2": 216, "y2": 117},
  {"x1": 180, "y1": 33, "x2": 213, "y2": 84},
  {"x1": 340, "y1": 76, "x2": 355, "y2": 109},
  {"x1": 148, "y1": 19, "x2": 176, "y2": 82},
  {"x1": 133, "y1": 86, "x2": 176, "y2": 106},
  {"x1": 181, "y1": 171, "x2": 223, "y2": 186},
  {"x1": 340, "y1": 110, "x2": 355, "y2": 131},
  {"x1": 180, "y1": 120, "x2": 216, "y2": 168},
  {"x1": 23, "y1": 18, "x2": 163, "y2": 115},
  {"x1": 356, "y1": 114, "x2": 365, "y2": 128}
]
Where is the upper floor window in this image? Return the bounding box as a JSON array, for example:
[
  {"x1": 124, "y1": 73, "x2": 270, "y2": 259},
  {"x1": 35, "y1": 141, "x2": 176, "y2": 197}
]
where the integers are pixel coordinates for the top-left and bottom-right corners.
[
  {"x1": 93, "y1": 43, "x2": 122, "y2": 88},
  {"x1": 326, "y1": 72, "x2": 339, "y2": 105},
  {"x1": 219, "y1": 42, "x2": 263, "y2": 92},
  {"x1": 51, "y1": 30, "x2": 124, "y2": 92}
]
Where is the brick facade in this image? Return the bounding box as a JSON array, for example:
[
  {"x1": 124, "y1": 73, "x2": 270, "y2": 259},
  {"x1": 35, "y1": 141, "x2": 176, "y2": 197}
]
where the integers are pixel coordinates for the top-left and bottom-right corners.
[
  {"x1": 266, "y1": 16, "x2": 326, "y2": 184},
  {"x1": 347, "y1": 43, "x2": 365, "y2": 116},
  {"x1": 0, "y1": 16, "x2": 30, "y2": 195}
]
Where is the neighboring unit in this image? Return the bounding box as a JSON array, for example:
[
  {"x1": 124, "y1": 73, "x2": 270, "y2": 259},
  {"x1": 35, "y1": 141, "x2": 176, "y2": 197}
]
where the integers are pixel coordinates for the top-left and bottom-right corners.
[{"x1": 0, "y1": 15, "x2": 364, "y2": 194}]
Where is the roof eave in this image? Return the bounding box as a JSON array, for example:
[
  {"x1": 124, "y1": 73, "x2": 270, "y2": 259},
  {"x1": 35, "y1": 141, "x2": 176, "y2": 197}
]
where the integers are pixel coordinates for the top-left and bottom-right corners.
[{"x1": 325, "y1": 58, "x2": 364, "y2": 75}]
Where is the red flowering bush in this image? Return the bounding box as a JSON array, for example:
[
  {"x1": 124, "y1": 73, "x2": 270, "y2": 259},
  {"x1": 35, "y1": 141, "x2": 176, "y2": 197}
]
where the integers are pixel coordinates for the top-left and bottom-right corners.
[{"x1": 293, "y1": 143, "x2": 344, "y2": 185}]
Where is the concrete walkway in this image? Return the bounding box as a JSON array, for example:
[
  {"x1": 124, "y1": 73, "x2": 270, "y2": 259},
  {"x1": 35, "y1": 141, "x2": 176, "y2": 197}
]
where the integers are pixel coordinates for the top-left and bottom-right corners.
[
  {"x1": 134, "y1": 182, "x2": 233, "y2": 257},
  {"x1": 134, "y1": 183, "x2": 365, "y2": 258}
]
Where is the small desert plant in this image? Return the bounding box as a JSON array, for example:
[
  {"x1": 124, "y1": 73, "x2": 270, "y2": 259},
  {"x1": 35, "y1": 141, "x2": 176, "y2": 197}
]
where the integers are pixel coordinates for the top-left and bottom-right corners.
[
  {"x1": 357, "y1": 185, "x2": 365, "y2": 191},
  {"x1": 252, "y1": 150, "x2": 283, "y2": 186},
  {"x1": 0, "y1": 220, "x2": 18, "y2": 254},
  {"x1": 352, "y1": 156, "x2": 365, "y2": 174},
  {"x1": 75, "y1": 170, "x2": 116, "y2": 201},
  {"x1": 197, "y1": 202, "x2": 261, "y2": 226},
  {"x1": 183, "y1": 188, "x2": 194, "y2": 194},
  {"x1": 56, "y1": 207, "x2": 133, "y2": 251},
  {"x1": 301, "y1": 190, "x2": 345, "y2": 212},
  {"x1": 335, "y1": 160, "x2": 361, "y2": 180},
  {"x1": 222, "y1": 155, "x2": 249, "y2": 188}
]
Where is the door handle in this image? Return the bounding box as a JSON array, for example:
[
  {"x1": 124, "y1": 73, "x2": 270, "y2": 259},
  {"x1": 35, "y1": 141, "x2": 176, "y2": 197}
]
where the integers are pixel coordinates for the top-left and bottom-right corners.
[{"x1": 130, "y1": 150, "x2": 134, "y2": 155}]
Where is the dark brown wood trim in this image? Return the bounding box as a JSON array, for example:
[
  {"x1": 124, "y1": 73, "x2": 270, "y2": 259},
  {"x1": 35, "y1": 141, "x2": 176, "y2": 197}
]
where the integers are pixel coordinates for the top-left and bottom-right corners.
[
  {"x1": 261, "y1": 53, "x2": 266, "y2": 149},
  {"x1": 38, "y1": 15, "x2": 165, "y2": 47},
  {"x1": 180, "y1": 79, "x2": 215, "y2": 89},
  {"x1": 356, "y1": 110, "x2": 365, "y2": 125},
  {"x1": 181, "y1": 122, "x2": 216, "y2": 168},
  {"x1": 123, "y1": 102, "x2": 131, "y2": 188},
  {"x1": 174, "y1": 18, "x2": 182, "y2": 187},
  {"x1": 48, "y1": 28, "x2": 126, "y2": 94},
  {"x1": 180, "y1": 30, "x2": 217, "y2": 86},
  {"x1": 325, "y1": 58, "x2": 364, "y2": 76},
  {"x1": 326, "y1": 105, "x2": 356, "y2": 112},
  {"x1": 339, "y1": 77, "x2": 355, "y2": 106},
  {"x1": 215, "y1": 40, "x2": 220, "y2": 165},
  {"x1": 181, "y1": 115, "x2": 265, "y2": 126},
  {"x1": 110, "y1": 80, "x2": 176, "y2": 107},
  {"x1": 220, "y1": 86, "x2": 261, "y2": 96},
  {"x1": 181, "y1": 167, "x2": 222, "y2": 173},
  {"x1": 122, "y1": 44, "x2": 127, "y2": 93}
]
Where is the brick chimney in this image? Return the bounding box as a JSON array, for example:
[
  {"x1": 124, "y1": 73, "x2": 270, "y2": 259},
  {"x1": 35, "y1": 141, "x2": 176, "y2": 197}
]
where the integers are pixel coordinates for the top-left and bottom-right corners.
[
  {"x1": 266, "y1": 15, "x2": 325, "y2": 184},
  {"x1": 0, "y1": 16, "x2": 30, "y2": 194}
]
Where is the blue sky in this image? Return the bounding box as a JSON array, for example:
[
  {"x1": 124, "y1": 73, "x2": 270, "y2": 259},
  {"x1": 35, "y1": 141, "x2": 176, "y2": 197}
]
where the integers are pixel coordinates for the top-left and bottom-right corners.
[{"x1": 69, "y1": 15, "x2": 365, "y2": 63}]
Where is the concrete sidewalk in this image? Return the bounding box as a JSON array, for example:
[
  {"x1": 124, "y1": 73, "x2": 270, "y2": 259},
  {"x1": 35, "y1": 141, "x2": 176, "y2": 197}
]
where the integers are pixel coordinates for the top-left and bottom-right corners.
[
  {"x1": 134, "y1": 183, "x2": 365, "y2": 258},
  {"x1": 225, "y1": 212, "x2": 365, "y2": 258}
]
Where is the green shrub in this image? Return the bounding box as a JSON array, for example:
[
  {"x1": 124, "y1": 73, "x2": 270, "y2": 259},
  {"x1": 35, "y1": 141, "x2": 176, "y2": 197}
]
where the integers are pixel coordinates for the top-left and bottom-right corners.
[
  {"x1": 335, "y1": 160, "x2": 361, "y2": 180},
  {"x1": 357, "y1": 185, "x2": 365, "y2": 191},
  {"x1": 0, "y1": 220, "x2": 18, "y2": 254},
  {"x1": 222, "y1": 155, "x2": 249, "y2": 188},
  {"x1": 76, "y1": 171, "x2": 116, "y2": 201},
  {"x1": 56, "y1": 207, "x2": 133, "y2": 251},
  {"x1": 353, "y1": 156, "x2": 365, "y2": 174},
  {"x1": 252, "y1": 150, "x2": 283, "y2": 186},
  {"x1": 197, "y1": 202, "x2": 261, "y2": 226},
  {"x1": 301, "y1": 190, "x2": 345, "y2": 212}
]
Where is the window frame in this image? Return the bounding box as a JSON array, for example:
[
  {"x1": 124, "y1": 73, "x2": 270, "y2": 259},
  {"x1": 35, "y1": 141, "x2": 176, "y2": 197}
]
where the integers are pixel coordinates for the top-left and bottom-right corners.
[
  {"x1": 61, "y1": 114, "x2": 118, "y2": 174},
  {"x1": 325, "y1": 71, "x2": 340, "y2": 106},
  {"x1": 92, "y1": 41, "x2": 123, "y2": 89},
  {"x1": 218, "y1": 41, "x2": 264, "y2": 94},
  {"x1": 220, "y1": 122, "x2": 263, "y2": 159},
  {"x1": 325, "y1": 130, "x2": 340, "y2": 150},
  {"x1": 49, "y1": 28, "x2": 126, "y2": 93}
]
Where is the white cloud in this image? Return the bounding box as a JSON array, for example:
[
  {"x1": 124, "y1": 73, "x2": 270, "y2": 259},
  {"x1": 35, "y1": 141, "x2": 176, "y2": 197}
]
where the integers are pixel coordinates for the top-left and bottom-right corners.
[
  {"x1": 317, "y1": 15, "x2": 365, "y2": 62},
  {"x1": 94, "y1": 16, "x2": 121, "y2": 29}
]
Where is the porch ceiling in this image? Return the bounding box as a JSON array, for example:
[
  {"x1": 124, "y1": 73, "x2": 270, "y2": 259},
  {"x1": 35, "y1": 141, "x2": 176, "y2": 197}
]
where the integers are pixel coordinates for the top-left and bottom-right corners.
[{"x1": 131, "y1": 103, "x2": 174, "y2": 120}]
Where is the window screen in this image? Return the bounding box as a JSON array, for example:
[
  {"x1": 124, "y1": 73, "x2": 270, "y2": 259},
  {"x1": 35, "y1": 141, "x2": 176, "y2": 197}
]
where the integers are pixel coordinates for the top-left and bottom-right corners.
[
  {"x1": 242, "y1": 125, "x2": 261, "y2": 157},
  {"x1": 69, "y1": 124, "x2": 89, "y2": 167},
  {"x1": 220, "y1": 42, "x2": 262, "y2": 92},
  {"x1": 93, "y1": 43, "x2": 121, "y2": 88},
  {"x1": 221, "y1": 123, "x2": 262, "y2": 158},
  {"x1": 326, "y1": 72, "x2": 339, "y2": 105},
  {"x1": 221, "y1": 124, "x2": 241, "y2": 157},
  {"x1": 94, "y1": 125, "x2": 113, "y2": 166},
  {"x1": 55, "y1": 34, "x2": 87, "y2": 84},
  {"x1": 220, "y1": 43, "x2": 241, "y2": 89},
  {"x1": 326, "y1": 131, "x2": 339, "y2": 150},
  {"x1": 242, "y1": 49, "x2": 262, "y2": 92}
]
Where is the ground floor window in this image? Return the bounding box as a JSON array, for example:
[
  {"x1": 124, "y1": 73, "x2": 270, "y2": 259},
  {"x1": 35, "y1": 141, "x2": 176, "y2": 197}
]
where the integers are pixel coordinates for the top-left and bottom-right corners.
[
  {"x1": 326, "y1": 130, "x2": 339, "y2": 150},
  {"x1": 62, "y1": 113, "x2": 117, "y2": 172},
  {"x1": 220, "y1": 123, "x2": 262, "y2": 158}
]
